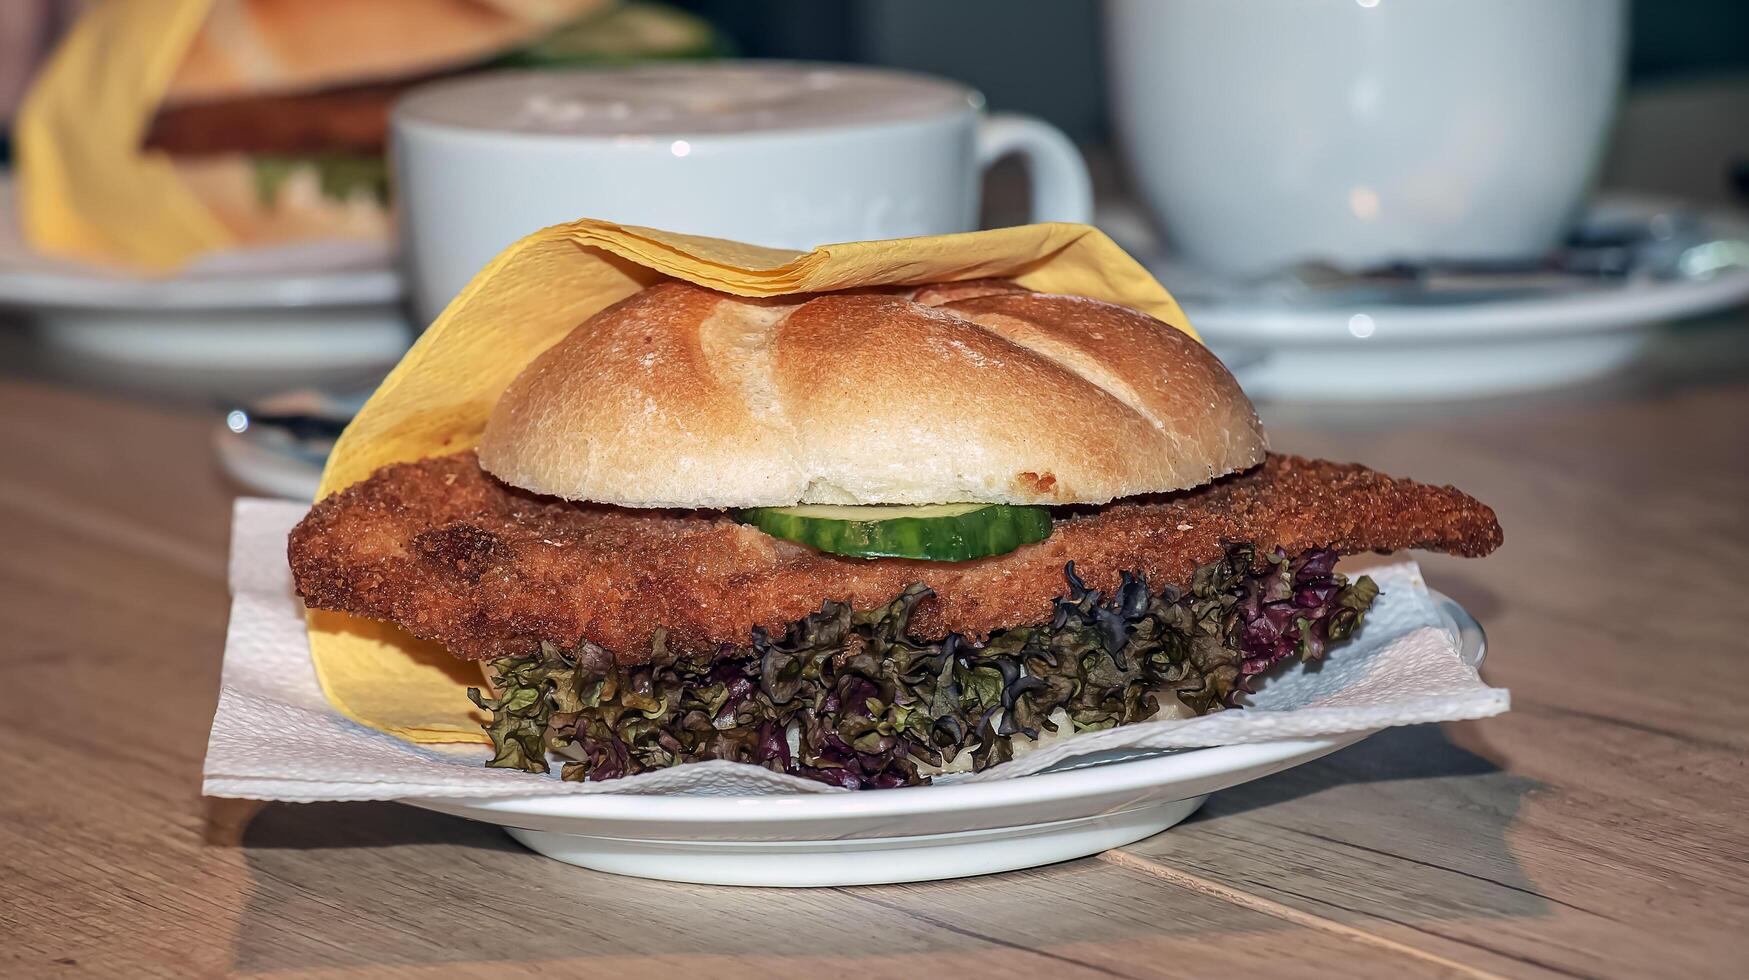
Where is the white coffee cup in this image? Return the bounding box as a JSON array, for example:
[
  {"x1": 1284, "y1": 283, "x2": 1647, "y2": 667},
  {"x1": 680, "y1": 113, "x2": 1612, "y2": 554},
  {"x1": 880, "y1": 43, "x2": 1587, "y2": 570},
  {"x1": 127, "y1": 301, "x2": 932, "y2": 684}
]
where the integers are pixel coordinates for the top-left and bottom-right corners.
[
  {"x1": 393, "y1": 63, "x2": 1092, "y2": 321},
  {"x1": 1105, "y1": 0, "x2": 1627, "y2": 277}
]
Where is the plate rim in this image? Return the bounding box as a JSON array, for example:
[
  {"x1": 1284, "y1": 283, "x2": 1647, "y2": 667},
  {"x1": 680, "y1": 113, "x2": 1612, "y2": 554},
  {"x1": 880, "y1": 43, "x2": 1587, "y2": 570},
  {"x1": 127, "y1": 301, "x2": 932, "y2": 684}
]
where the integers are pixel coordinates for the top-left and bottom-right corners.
[
  {"x1": 0, "y1": 263, "x2": 401, "y2": 313},
  {"x1": 1185, "y1": 268, "x2": 1749, "y2": 344},
  {"x1": 0, "y1": 173, "x2": 401, "y2": 312},
  {"x1": 412, "y1": 731, "x2": 1375, "y2": 827}
]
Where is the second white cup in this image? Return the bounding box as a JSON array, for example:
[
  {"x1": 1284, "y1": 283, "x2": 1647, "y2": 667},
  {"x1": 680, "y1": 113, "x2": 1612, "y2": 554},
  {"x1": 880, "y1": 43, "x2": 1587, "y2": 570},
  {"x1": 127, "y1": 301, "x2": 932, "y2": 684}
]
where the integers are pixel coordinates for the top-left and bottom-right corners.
[{"x1": 1106, "y1": 0, "x2": 1626, "y2": 278}]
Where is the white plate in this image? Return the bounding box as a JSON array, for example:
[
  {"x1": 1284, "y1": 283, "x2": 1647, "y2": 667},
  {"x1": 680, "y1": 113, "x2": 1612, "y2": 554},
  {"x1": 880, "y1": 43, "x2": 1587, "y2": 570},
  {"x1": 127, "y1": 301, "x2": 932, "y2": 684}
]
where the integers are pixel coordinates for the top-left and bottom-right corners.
[
  {"x1": 1112, "y1": 196, "x2": 1749, "y2": 400},
  {"x1": 0, "y1": 174, "x2": 409, "y2": 372},
  {"x1": 409, "y1": 590, "x2": 1483, "y2": 887}
]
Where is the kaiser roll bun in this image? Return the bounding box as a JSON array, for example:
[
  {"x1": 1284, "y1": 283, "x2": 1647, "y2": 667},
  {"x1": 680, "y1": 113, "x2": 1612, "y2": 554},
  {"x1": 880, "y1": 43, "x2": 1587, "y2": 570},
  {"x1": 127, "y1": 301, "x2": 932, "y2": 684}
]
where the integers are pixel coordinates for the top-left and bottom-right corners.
[{"x1": 477, "y1": 280, "x2": 1266, "y2": 508}]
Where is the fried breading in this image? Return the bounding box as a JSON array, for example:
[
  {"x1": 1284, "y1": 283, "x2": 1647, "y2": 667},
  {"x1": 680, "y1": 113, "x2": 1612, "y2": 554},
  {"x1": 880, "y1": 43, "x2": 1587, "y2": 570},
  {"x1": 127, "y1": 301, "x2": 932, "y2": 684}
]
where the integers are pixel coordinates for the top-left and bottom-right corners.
[{"x1": 289, "y1": 451, "x2": 1501, "y2": 663}]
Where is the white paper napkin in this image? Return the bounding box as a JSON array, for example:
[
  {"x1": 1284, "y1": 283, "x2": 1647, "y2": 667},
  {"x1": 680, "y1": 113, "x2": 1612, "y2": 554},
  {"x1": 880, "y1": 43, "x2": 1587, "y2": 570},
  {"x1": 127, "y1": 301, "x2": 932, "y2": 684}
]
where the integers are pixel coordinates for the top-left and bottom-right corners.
[{"x1": 204, "y1": 499, "x2": 1508, "y2": 801}]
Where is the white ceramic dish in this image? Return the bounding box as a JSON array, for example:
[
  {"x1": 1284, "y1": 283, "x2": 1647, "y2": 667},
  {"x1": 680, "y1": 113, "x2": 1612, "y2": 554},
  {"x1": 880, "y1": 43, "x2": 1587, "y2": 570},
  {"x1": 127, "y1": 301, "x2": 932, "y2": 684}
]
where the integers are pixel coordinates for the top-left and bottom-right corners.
[
  {"x1": 409, "y1": 591, "x2": 1482, "y2": 887},
  {"x1": 1114, "y1": 197, "x2": 1749, "y2": 400},
  {"x1": 0, "y1": 174, "x2": 408, "y2": 371}
]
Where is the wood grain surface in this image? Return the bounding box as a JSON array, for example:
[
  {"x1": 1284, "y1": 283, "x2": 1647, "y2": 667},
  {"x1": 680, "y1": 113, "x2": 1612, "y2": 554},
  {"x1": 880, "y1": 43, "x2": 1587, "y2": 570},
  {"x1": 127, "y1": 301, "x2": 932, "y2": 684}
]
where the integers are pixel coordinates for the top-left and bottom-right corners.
[{"x1": 3, "y1": 326, "x2": 1747, "y2": 978}]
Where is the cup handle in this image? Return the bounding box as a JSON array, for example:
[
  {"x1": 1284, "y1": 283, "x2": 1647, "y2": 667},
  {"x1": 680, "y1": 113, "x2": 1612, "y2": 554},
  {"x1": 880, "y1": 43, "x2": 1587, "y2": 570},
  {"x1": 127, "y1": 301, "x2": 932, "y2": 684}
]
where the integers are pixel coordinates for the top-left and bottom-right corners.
[{"x1": 976, "y1": 112, "x2": 1094, "y2": 225}]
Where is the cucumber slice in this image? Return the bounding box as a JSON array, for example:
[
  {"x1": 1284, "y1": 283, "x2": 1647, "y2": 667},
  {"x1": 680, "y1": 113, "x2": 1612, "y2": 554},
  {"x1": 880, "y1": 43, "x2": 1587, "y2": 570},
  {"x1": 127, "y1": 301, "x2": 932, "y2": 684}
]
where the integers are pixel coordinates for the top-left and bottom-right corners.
[{"x1": 740, "y1": 503, "x2": 1052, "y2": 561}]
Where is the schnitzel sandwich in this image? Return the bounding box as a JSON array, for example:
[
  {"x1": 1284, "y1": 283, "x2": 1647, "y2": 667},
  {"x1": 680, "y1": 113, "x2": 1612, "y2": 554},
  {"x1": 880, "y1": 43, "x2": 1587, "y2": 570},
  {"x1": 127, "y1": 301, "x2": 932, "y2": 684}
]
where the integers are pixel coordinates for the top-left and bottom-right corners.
[{"x1": 289, "y1": 278, "x2": 1501, "y2": 788}]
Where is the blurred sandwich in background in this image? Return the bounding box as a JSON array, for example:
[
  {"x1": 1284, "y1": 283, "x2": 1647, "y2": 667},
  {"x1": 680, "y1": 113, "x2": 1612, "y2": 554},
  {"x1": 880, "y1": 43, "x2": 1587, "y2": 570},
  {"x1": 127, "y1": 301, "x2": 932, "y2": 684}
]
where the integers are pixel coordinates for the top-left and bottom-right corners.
[{"x1": 18, "y1": 0, "x2": 724, "y2": 263}]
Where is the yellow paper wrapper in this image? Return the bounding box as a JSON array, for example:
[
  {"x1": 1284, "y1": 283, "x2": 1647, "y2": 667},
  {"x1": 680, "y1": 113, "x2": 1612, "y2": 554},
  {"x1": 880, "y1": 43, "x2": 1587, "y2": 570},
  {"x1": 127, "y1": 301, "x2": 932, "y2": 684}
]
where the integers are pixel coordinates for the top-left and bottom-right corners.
[
  {"x1": 16, "y1": 0, "x2": 230, "y2": 270},
  {"x1": 311, "y1": 219, "x2": 1198, "y2": 742}
]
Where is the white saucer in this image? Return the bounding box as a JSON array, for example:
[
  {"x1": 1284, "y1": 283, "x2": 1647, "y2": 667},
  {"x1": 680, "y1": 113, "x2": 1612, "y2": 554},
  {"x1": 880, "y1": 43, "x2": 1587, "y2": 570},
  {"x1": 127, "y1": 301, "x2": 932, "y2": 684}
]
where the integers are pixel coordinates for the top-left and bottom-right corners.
[
  {"x1": 212, "y1": 387, "x2": 366, "y2": 500},
  {"x1": 409, "y1": 591, "x2": 1483, "y2": 887},
  {"x1": 214, "y1": 422, "x2": 325, "y2": 501},
  {"x1": 1114, "y1": 196, "x2": 1749, "y2": 400},
  {"x1": 0, "y1": 173, "x2": 410, "y2": 372}
]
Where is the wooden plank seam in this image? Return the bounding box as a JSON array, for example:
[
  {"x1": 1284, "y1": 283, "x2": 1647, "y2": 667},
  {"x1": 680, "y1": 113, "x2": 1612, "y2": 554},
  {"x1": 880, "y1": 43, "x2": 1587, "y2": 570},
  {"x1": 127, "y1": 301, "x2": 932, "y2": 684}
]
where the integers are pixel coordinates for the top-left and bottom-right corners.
[{"x1": 1097, "y1": 850, "x2": 1507, "y2": 980}]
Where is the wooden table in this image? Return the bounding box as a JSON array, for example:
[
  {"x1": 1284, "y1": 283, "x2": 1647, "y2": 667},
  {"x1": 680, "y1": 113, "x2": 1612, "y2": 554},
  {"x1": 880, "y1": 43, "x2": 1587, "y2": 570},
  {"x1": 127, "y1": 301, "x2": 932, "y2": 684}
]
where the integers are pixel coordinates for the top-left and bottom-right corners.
[{"x1": 3, "y1": 318, "x2": 1748, "y2": 979}]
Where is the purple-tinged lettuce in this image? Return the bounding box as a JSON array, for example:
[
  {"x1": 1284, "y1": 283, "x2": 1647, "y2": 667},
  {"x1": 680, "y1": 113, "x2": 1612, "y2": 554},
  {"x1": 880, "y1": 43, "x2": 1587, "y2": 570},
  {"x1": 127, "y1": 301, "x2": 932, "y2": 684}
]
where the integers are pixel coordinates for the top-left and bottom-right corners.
[{"x1": 467, "y1": 545, "x2": 1378, "y2": 789}]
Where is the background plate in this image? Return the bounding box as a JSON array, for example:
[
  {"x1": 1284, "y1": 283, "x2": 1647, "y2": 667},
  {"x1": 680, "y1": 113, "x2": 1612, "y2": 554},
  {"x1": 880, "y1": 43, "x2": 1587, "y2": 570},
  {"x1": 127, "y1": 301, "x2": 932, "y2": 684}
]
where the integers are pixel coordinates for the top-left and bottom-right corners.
[
  {"x1": 0, "y1": 174, "x2": 410, "y2": 378},
  {"x1": 0, "y1": 174, "x2": 398, "y2": 311}
]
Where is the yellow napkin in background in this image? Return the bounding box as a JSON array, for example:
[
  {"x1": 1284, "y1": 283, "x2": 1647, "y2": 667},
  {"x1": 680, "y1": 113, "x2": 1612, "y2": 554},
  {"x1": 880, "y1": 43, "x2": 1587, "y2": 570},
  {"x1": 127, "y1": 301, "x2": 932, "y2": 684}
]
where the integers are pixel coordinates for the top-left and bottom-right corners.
[
  {"x1": 16, "y1": 0, "x2": 230, "y2": 270},
  {"x1": 311, "y1": 219, "x2": 1198, "y2": 742}
]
